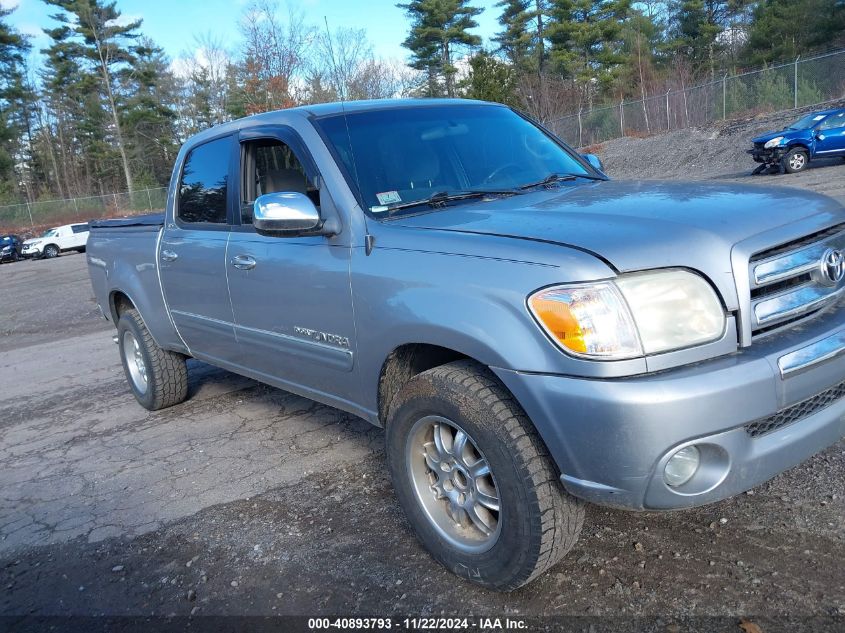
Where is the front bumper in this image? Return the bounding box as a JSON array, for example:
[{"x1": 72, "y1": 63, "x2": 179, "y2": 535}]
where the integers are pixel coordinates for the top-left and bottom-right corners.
[
  {"x1": 495, "y1": 309, "x2": 845, "y2": 510},
  {"x1": 21, "y1": 247, "x2": 41, "y2": 258},
  {"x1": 748, "y1": 146, "x2": 786, "y2": 164}
]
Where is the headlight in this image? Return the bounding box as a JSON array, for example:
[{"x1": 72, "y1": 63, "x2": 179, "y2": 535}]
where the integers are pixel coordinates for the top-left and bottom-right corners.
[
  {"x1": 1, "y1": 246, "x2": 10, "y2": 252},
  {"x1": 763, "y1": 136, "x2": 785, "y2": 149},
  {"x1": 528, "y1": 270, "x2": 726, "y2": 359}
]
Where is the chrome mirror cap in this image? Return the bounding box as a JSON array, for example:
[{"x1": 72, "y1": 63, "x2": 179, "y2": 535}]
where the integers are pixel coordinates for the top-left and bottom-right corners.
[
  {"x1": 581, "y1": 153, "x2": 604, "y2": 172},
  {"x1": 253, "y1": 192, "x2": 321, "y2": 234}
]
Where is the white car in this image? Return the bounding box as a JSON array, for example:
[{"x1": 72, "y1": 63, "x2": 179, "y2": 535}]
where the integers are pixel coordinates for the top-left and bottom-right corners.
[{"x1": 22, "y1": 223, "x2": 90, "y2": 259}]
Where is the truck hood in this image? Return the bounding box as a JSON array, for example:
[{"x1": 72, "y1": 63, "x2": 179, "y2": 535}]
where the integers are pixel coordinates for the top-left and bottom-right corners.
[{"x1": 389, "y1": 180, "x2": 845, "y2": 308}]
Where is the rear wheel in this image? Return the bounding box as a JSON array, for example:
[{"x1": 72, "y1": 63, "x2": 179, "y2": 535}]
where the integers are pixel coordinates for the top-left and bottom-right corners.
[
  {"x1": 385, "y1": 360, "x2": 584, "y2": 591},
  {"x1": 782, "y1": 148, "x2": 808, "y2": 173},
  {"x1": 117, "y1": 308, "x2": 188, "y2": 410},
  {"x1": 43, "y1": 244, "x2": 59, "y2": 258}
]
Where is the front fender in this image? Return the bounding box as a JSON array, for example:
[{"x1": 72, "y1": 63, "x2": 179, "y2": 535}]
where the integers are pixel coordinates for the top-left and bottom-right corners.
[{"x1": 351, "y1": 227, "x2": 626, "y2": 415}]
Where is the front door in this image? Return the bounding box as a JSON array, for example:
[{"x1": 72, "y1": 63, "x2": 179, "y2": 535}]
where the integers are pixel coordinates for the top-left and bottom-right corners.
[
  {"x1": 159, "y1": 133, "x2": 240, "y2": 364},
  {"x1": 815, "y1": 111, "x2": 845, "y2": 156},
  {"x1": 225, "y1": 130, "x2": 358, "y2": 403}
]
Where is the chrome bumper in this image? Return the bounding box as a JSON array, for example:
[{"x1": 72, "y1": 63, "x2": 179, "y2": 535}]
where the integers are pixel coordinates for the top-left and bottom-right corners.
[{"x1": 779, "y1": 328, "x2": 845, "y2": 378}]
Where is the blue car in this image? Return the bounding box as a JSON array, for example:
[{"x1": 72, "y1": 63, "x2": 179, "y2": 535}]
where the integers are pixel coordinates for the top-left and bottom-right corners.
[{"x1": 748, "y1": 107, "x2": 845, "y2": 174}]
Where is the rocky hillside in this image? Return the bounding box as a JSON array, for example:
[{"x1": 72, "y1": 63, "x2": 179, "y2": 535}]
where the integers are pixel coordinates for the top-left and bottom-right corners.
[{"x1": 589, "y1": 99, "x2": 845, "y2": 204}]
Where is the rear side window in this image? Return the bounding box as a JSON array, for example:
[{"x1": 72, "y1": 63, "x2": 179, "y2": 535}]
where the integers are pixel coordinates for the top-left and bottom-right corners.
[
  {"x1": 71, "y1": 223, "x2": 89, "y2": 233},
  {"x1": 178, "y1": 136, "x2": 231, "y2": 224}
]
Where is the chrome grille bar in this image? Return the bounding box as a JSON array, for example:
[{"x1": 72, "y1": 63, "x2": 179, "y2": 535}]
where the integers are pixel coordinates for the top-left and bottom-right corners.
[{"x1": 748, "y1": 227, "x2": 845, "y2": 335}]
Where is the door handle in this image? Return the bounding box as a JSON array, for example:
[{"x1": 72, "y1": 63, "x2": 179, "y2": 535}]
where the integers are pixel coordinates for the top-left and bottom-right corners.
[
  {"x1": 160, "y1": 250, "x2": 178, "y2": 262},
  {"x1": 231, "y1": 254, "x2": 257, "y2": 270}
]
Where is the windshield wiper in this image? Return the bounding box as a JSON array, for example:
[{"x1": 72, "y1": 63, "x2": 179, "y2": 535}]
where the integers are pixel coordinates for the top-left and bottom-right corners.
[
  {"x1": 384, "y1": 189, "x2": 517, "y2": 213},
  {"x1": 518, "y1": 172, "x2": 604, "y2": 190}
]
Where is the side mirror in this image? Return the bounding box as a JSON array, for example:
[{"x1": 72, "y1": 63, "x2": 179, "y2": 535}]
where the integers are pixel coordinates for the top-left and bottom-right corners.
[
  {"x1": 253, "y1": 192, "x2": 322, "y2": 236},
  {"x1": 581, "y1": 153, "x2": 604, "y2": 172}
]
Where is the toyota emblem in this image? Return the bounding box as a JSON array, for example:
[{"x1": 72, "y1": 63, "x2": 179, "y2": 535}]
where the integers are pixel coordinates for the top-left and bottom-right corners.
[{"x1": 820, "y1": 248, "x2": 845, "y2": 286}]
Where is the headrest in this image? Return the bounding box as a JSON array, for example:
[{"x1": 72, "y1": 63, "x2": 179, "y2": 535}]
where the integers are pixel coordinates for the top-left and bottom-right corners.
[{"x1": 261, "y1": 168, "x2": 307, "y2": 195}]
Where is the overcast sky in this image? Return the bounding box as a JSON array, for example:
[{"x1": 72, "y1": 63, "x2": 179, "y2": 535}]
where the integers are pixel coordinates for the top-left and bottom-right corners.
[{"x1": 2, "y1": 0, "x2": 503, "y2": 66}]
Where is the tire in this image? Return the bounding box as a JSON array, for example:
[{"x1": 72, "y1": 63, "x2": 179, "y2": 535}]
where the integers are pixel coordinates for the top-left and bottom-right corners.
[
  {"x1": 117, "y1": 308, "x2": 188, "y2": 410},
  {"x1": 385, "y1": 360, "x2": 584, "y2": 591},
  {"x1": 43, "y1": 244, "x2": 59, "y2": 259},
  {"x1": 782, "y1": 148, "x2": 808, "y2": 173}
]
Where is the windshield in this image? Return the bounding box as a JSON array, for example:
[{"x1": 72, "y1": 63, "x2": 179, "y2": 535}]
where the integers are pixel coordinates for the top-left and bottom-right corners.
[
  {"x1": 0, "y1": 236, "x2": 11, "y2": 245},
  {"x1": 41, "y1": 229, "x2": 58, "y2": 238},
  {"x1": 315, "y1": 104, "x2": 595, "y2": 215},
  {"x1": 787, "y1": 113, "x2": 826, "y2": 130}
]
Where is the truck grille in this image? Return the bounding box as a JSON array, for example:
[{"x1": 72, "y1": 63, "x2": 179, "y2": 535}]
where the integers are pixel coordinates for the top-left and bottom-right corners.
[
  {"x1": 745, "y1": 378, "x2": 845, "y2": 437},
  {"x1": 747, "y1": 223, "x2": 845, "y2": 336}
]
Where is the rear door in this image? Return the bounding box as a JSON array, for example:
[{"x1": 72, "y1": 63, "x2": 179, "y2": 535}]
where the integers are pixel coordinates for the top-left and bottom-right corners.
[
  {"x1": 225, "y1": 127, "x2": 358, "y2": 402},
  {"x1": 159, "y1": 134, "x2": 240, "y2": 364},
  {"x1": 815, "y1": 112, "x2": 845, "y2": 156}
]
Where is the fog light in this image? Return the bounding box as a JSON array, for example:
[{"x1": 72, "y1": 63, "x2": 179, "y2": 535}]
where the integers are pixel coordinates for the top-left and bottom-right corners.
[{"x1": 664, "y1": 445, "x2": 700, "y2": 487}]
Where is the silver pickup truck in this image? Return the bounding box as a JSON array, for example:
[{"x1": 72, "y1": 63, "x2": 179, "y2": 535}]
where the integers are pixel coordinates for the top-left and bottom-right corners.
[{"x1": 87, "y1": 99, "x2": 845, "y2": 591}]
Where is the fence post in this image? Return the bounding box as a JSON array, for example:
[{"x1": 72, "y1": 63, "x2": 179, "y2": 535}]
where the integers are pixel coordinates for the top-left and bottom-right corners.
[
  {"x1": 666, "y1": 90, "x2": 671, "y2": 131},
  {"x1": 146, "y1": 188, "x2": 153, "y2": 211},
  {"x1": 794, "y1": 55, "x2": 801, "y2": 109},
  {"x1": 577, "y1": 109, "x2": 583, "y2": 148},
  {"x1": 72, "y1": 197, "x2": 80, "y2": 220},
  {"x1": 113, "y1": 193, "x2": 119, "y2": 214},
  {"x1": 25, "y1": 201, "x2": 34, "y2": 228},
  {"x1": 619, "y1": 99, "x2": 624, "y2": 136},
  {"x1": 723, "y1": 73, "x2": 728, "y2": 119}
]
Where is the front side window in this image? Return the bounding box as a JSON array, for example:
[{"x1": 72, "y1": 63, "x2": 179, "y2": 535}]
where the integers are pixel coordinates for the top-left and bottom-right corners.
[
  {"x1": 179, "y1": 136, "x2": 231, "y2": 224},
  {"x1": 241, "y1": 139, "x2": 319, "y2": 224},
  {"x1": 818, "y1": 112, "x2": 845, "y2": 131},
  {"x1": 315, "y1": 104, "x2": 591, "y2": 216}
]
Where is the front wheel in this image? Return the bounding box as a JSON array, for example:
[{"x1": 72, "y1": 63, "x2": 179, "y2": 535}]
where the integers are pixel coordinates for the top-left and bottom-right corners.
[
  {"x1": 385, "y1": 360, "x2": 584, "y2": 591},
  {"x1": 782, "y1": 148, "x2": 808, "y2": 173},
  {"x1": 43, "y1": 244, "x2": 59, "y2": 258},
  {"x1": 117, "y1": 308, "x2": 188, "y2": 410}
]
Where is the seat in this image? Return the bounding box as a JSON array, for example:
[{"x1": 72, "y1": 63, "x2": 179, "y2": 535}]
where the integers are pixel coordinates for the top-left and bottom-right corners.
[{"x1": 260, "y1": 168, "x2": 308, "y2": 195}]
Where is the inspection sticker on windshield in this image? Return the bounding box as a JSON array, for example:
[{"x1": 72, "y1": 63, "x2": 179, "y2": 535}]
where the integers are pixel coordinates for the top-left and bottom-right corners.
[{"x1": 376, "y1": 190, "x2": 402, "y2": 205}]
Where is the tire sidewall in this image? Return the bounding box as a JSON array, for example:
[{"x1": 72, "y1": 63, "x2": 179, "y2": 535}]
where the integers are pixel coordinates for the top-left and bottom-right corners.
[
  {"x1": 117, "y1": 313, "x2": 156, "y2": 409},
  {"x1": 783, "y1": 148, "x2": 808, "y2": 173},
  {"x1": 385, "y1": 376, "x2": 546, "y2": 589},
  {"x1": 44, "y1": 244, "x2": 59, "y2": 258}
]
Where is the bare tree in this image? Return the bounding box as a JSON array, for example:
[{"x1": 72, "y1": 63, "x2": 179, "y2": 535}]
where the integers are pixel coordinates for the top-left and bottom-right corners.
[{"x1": 239, "y1": 0, "x2": 313, "y2": 113}]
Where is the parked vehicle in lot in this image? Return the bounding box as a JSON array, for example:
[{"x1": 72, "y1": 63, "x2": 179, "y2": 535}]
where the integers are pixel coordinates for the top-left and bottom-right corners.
[
  {"x1": 749, "y1": 107, "x2": 845, "y2": 173},
  {"x1": 0, "y1": 234, "x2": 23, "y2": 263},
  {"x1": 22, "y1": 222, "x2": 90, "y2": 259},
  {"x1": 87, "y1": 100, "x2": 845, "y2": 591}
]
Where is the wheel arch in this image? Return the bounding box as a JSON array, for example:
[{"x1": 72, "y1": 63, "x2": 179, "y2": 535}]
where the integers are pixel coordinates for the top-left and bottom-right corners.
[{"x1": 377, "y1": 343, "x2": 475, "y2": 425}]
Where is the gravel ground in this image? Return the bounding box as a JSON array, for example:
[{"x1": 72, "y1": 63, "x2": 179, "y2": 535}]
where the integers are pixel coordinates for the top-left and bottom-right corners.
[{"x1": 2, "y1": 121, "x2": 845, "y2": 632}]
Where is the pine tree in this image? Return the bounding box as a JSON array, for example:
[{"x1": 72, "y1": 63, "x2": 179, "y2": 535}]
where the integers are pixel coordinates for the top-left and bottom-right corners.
[
  {"x1": 494, "y1": 0, "x2": 533, "y2": 69},
  {"x1": 547, "y1": 0, "x2": 633, "y2": 99},
  {"x1": 0, "y1": 5, "x2": 32, "y2": 203},
  {"x1": 44, "y1": 0, "x2": 144, "y2": 192},
  {"x1": 398, "y1": 0, "x2": 484, "y2": 97},
  {"x1": 742, "y1": 0, "x2": 845, "y2": 66},
  {"x1": 120, "y1": 39, "x2": 178, "y2": 188}
]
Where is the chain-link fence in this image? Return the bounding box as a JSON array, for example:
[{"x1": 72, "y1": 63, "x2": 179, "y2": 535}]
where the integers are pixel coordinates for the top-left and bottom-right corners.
[
  {"x1": 0, "y1": 187, "x2": 168, "y2": 234},
  {"x1": 548, "y1": 49, "x2": 845, "y2": 148}
]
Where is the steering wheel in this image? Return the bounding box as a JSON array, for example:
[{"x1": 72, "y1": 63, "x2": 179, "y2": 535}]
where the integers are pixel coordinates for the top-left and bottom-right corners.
[{"x1": 482, "y1": 162, "x2": 523, "y2": 185}]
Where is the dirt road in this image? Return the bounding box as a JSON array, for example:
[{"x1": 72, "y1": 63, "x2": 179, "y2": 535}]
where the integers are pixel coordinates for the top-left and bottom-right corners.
[{"x1": 1, "y1": 183, "x2": 844, "y2": 631}]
